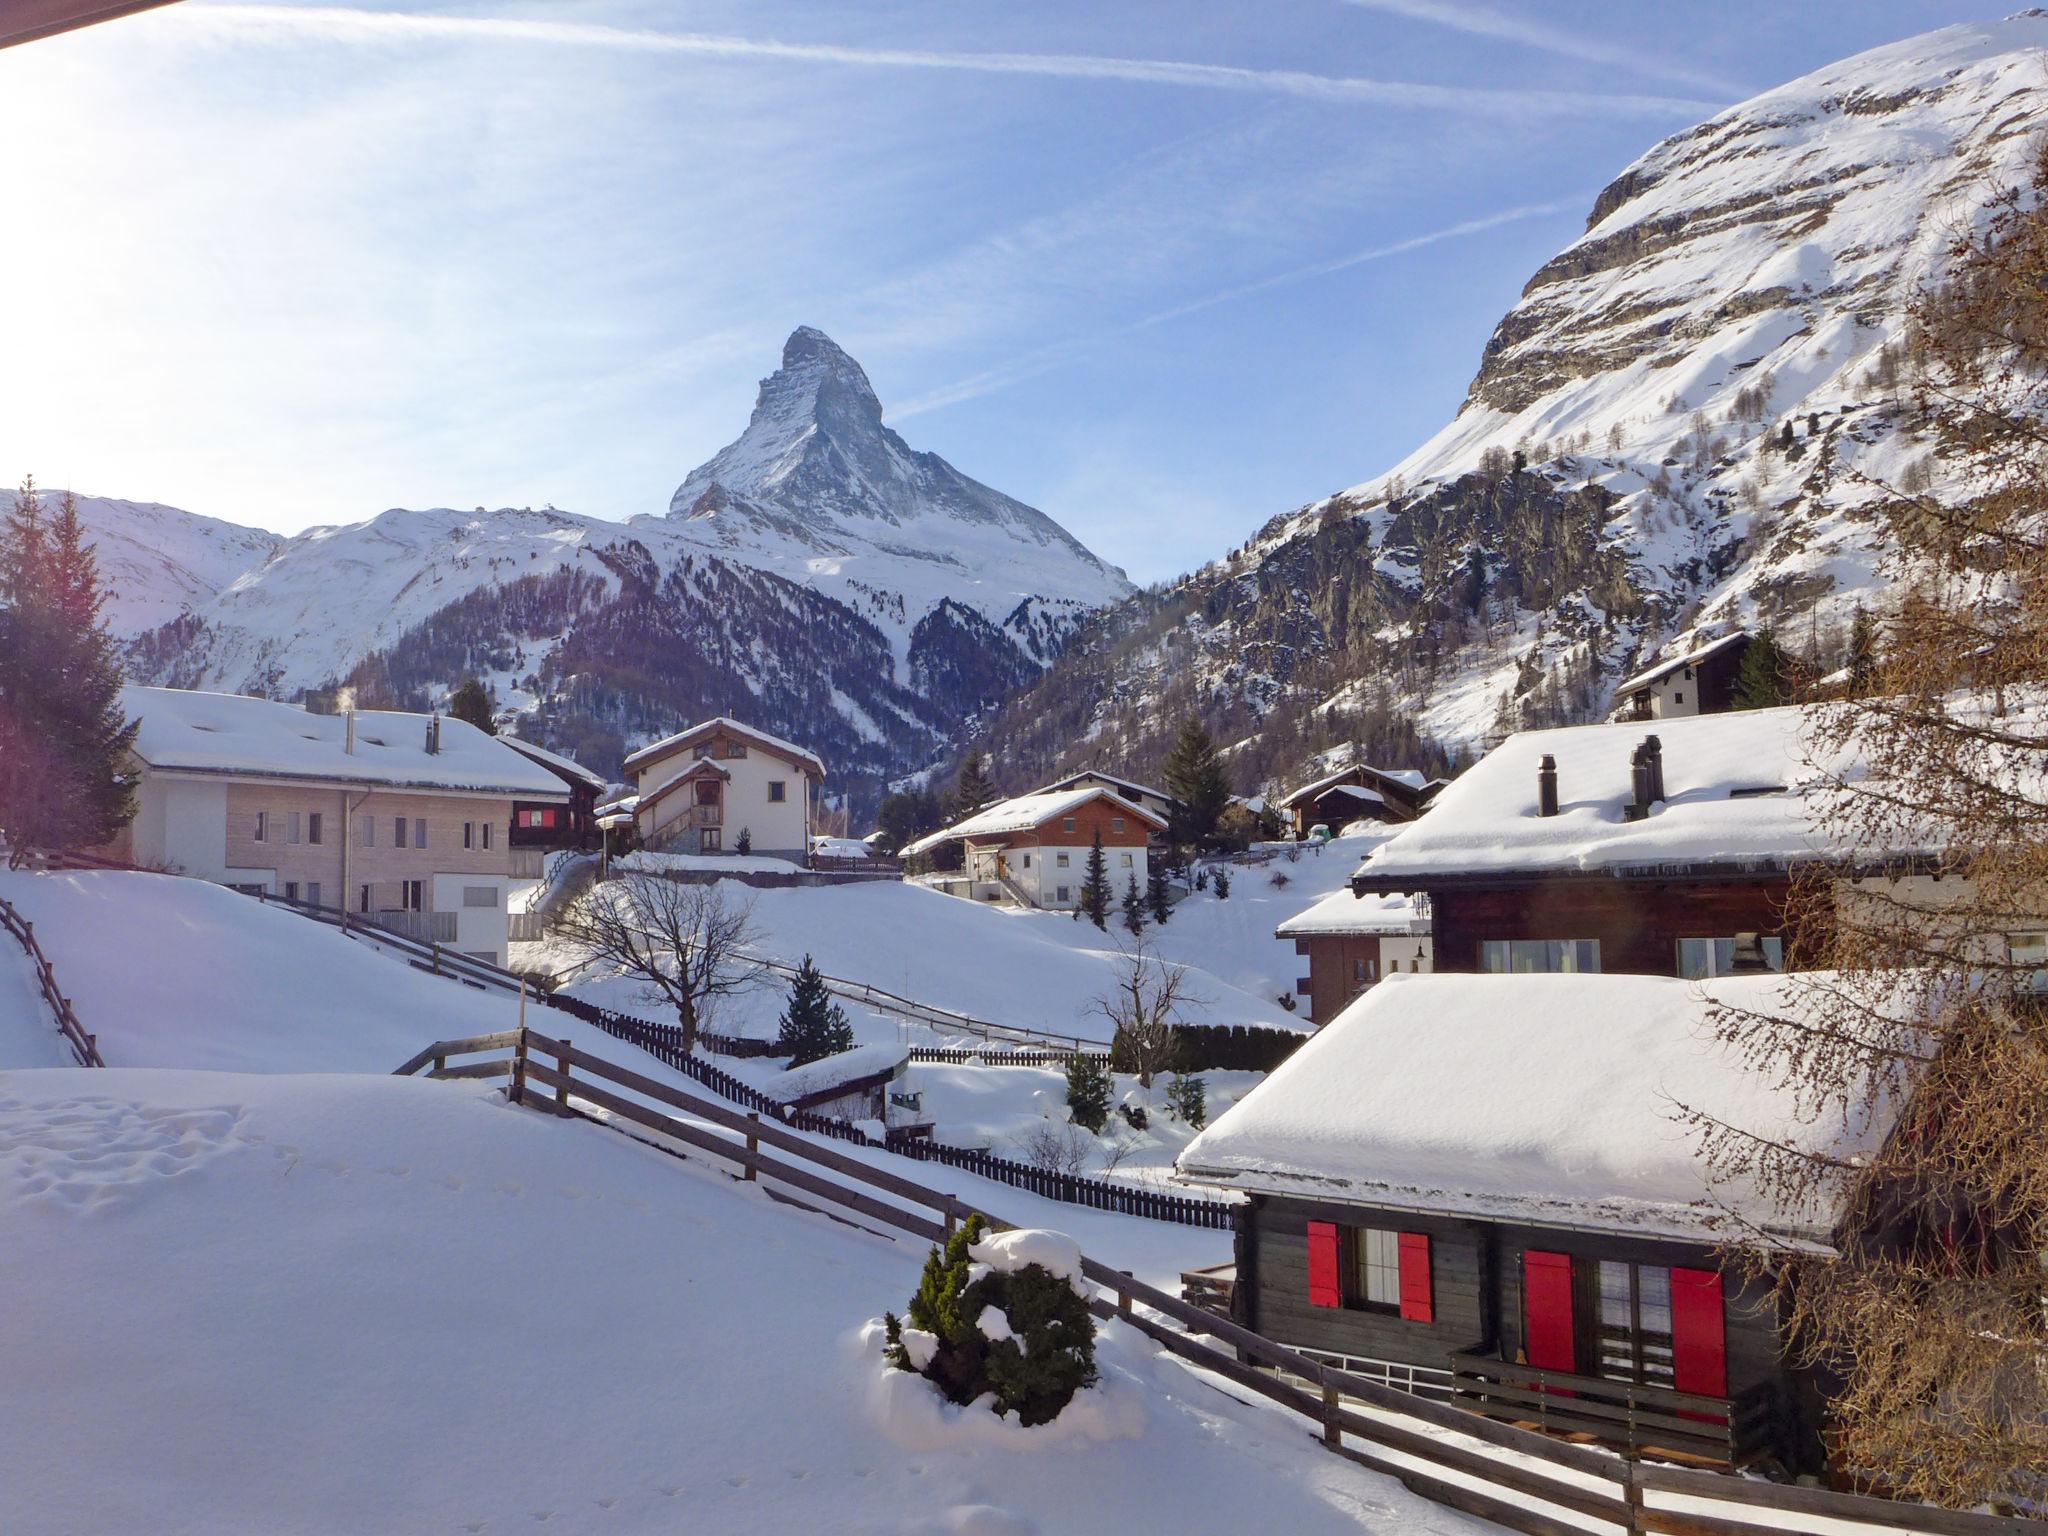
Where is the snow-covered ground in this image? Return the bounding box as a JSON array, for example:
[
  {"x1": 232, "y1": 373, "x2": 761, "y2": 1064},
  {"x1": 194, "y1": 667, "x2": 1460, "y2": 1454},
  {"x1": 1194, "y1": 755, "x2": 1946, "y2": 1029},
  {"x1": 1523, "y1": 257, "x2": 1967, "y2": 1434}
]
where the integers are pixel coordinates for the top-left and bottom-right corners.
[
  {"x1": 0, "y1": 1068, "x2": 1481, "y2": 1535},
  {"x1": 544, "y1": 834, "x2": 1377, "y2": 1046}
]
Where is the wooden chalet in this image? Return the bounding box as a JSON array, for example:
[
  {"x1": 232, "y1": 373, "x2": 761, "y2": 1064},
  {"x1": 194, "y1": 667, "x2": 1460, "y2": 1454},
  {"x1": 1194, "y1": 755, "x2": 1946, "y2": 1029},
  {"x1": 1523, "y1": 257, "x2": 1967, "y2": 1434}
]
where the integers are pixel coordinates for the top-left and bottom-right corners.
[
  {"x1": 1177, "y1": 970, "x2": 1899, "y2": 1477},
  {"x1": 498, "y1": 736, "x2": 608, "y2": 854},
  {"x1": 901, "y1": 786, "x2": 1167, "y2": 911},
  {"x1": 1032, "y1": 769, "x2": 1181, "y2": 829},
  {"x1": 1275, "y1": 886, "x2": 1432, "y2": 1024},
  {"x1": 1613, "y1": 631, "x2": 1752, "y2": 721},
  {"x1": 622, "y1": 718, "x2": 825, "y2": 861},
  {"x1": 760, "y1": 1045, "x2": 932, "y2": 1139},
  {"x1": 1278, "y1": 762, "x2": 1439, "y2": 841},
  {"x1": 1345, "y1": 705, "x2": 1863, "y2": 978}
]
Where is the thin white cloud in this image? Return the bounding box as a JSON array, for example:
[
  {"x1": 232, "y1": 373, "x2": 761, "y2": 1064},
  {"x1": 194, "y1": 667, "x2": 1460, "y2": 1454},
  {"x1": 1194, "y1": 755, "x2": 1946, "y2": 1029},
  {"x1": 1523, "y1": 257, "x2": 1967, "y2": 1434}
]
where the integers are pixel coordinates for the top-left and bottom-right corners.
[
  {"x1": 890, "y1": 194, "x2": 1587, "y2": 419},
  {"x1": 178, "y1": 3, "x2": 1718, "y2": 120},
  {"x1": 1340, "y1": 0, "x2": 1746, "y2": 99}
]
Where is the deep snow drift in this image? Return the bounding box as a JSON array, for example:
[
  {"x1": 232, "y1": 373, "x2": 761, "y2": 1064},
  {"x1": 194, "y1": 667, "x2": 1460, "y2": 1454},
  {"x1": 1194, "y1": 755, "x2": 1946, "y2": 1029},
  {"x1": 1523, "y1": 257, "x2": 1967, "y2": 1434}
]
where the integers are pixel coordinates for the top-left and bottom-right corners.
[{"x1": 0, "y1": 1068, "x2": 1481, "y2": 1536}]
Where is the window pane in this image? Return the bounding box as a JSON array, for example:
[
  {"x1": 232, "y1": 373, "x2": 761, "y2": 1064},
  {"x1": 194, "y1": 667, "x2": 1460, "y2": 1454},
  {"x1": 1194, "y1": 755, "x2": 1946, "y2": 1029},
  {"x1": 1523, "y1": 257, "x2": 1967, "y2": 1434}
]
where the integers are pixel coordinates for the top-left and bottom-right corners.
[
  {"x1": 1480, "y1": 940, "x2": 1508, "y2": 973},
  {"x1": 1358, "y1": 1228, "x2": 1402, "y2": 1306},
  {"x1": 1677, "y1": 938, "x2": 1711, "y2": 979}
]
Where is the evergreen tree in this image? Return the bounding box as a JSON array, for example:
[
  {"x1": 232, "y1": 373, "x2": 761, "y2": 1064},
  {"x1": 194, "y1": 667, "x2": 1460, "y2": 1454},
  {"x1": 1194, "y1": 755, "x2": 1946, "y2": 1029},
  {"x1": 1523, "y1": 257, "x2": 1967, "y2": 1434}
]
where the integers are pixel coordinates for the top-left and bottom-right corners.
[
  {"x1": 735, "y1": 825, "x2": 752, "y2": 855},
  {"x1": 1079, "y1": 831, "x2": 1111, "y2": 930},
  {"x1": 952, "y1": 749, "x2": 997, "y2": 821},
  {"x1": 1165, "y1": 1073, "x2": 1207, "y2": 1130},
  {"x1": 1733, "y1": 626, "x2": 1789, "y2": 710},
  {"x1": 775, "y1": 954, "x2": 854, "y2": 1066},
  {"x1": 1845, "y1": 605, "x2": 1879, "y2": 697},
  {"x1": 1119, "y1": 872, "x2": 1145, "y2": 936},
  {"x1": 1063, "y1": 1052, "x2": 1112, "y2": 1133},
  {"x1": 0, "y1": 483, "x2": 137, "y2": 865},
  {"x1": 446, "y1": 676, "x2": 496, "y2": 734},
  {"x1": 1161, "y1": 717, "x2": 1230, "y2": 846},
  {"x1": 1212, "y1": 865, "x2": 1231, "y2": 900},
  {"x1": 1145, "y1": 860, "x2": 1172, "y2": 925}
]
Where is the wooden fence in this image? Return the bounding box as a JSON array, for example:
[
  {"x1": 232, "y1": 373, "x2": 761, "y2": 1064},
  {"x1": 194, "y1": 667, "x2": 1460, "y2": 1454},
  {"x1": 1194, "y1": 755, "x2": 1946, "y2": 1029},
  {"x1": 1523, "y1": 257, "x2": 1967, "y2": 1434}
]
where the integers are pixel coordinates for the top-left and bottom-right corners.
[
  {"x1": 0, "y1": 895, "x2": 103, "y2": 1066},
  {"x1": 396, "y1": 1029, "x2": 2038, "y2": 1536},
  {"x1": 881, "y1": 1130, "x2": 1236, "y2": 1229}
]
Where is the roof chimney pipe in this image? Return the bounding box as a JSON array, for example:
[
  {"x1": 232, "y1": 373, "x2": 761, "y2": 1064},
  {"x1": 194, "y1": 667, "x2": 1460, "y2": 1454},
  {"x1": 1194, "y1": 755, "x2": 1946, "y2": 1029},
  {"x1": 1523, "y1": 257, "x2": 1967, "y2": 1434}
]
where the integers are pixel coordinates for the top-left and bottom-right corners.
[
  {"x1": 1626, "y1": 742, "x2": 1652, "y2": 821},
  {"x1": 1537, "y1": 754, "x2": 1559, "y2": 817},
  {"x1": 344, "y1": 709, "x2": 356, "y2": 755},
  {"x1": 1644, "y1": 734, "x2": 1665, "y2": 805},
  {"x1": 426, "y1": 712, "x2": 441, "y2": 757}
]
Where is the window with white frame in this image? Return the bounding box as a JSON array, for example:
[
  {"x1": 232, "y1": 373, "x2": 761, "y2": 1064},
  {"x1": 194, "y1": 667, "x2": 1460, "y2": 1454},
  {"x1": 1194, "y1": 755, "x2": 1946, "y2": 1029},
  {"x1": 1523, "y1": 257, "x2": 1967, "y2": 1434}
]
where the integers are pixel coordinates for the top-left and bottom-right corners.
[
  {"x1": 1354, "y1": 1228, "x2": 1402, "y2": 1308},
  {"x1": 1111, "y1": 816, "x2": 1125, "y2": 833},
  {"x1": 1056, "y1": 853, "x2": 1070, "y2": 868},
  {"x1": 1479, "y1": 939, "x2": 1601, "y2": 974},
  {"x1": 1120, "y1": 853, "x2": 1133, "y2": 867}
]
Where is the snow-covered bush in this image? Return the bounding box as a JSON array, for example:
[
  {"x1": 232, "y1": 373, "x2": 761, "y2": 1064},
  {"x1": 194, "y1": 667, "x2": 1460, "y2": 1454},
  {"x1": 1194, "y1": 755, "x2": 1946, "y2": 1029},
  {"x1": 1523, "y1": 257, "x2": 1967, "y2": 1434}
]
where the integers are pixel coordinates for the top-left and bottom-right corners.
[{"x1": 884, "y1": 1217, "x2": 1098, "y2": 1427}]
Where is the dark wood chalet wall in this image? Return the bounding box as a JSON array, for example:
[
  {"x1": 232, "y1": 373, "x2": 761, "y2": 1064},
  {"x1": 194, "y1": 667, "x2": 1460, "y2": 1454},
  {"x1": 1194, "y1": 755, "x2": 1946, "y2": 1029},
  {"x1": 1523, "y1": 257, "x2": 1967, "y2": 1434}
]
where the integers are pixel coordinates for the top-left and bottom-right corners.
[
  {"x1": 1246, "y1": 1195, "x2": 1492, "y2": 1365},
  {"x1": 1429, "y1": 876, "x2": 1791, "y2": 974},
  {"x1": 1292, "y1": 933, "x2": 1381, "y2": 1025}
]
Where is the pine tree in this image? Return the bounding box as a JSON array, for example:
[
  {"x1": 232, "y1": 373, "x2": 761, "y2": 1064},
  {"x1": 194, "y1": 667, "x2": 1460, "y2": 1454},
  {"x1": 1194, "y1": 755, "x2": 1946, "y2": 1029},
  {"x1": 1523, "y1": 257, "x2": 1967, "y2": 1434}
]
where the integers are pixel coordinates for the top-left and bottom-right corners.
[
  {"x1": 447, "y1": 676, "x2": 495, "y2": 734},
  {"x1": 1166, "y1": 1073, "x2": 1207, "y2": 1129},
  {"x1": 1212, "y1": 865, "x2": 1231, "y2": 900},
  {"x1": 775, "y1": 953, "x2": 853, "y2": 1066},
  {"x1": 735, "y1": 825, "x2": 752, "y2": 855},
  {"x1": 1146, "y1": 860, "x2": 1172, "y2": 925},
  {"x1": 0, "y1": 483, "x2": 137, "y2": 865},
  {"x1": 1733, "y1": 626, "x2": 1788, "y2": 710},
  {"x1": 952, "y1": 749, "x2": 997, "y2": 821},
  {"x1": 1161, "y1": 717, "x2": 1231, "y2": 846},
  {"x1": 1063, "y1": 1052, "x2": 1112, "y2": 1133},
  {"x1": 1079, "y1": 831, "x2": 1111, "y2": 929},
  {"x1": 1119, "y1": 872, "x2": 1145, "y2": 936}
]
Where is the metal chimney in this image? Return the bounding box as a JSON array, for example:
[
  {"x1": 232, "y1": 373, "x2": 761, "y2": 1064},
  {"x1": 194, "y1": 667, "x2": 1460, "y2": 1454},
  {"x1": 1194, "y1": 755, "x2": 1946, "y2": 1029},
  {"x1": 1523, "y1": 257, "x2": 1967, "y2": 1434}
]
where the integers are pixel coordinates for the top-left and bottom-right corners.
[
  {"x1": 1537, "y1": 754, "x2": 1559, "y2": 817},
  {"x1": 1643, "y1": 734, "x2": 1665, "y2": 804},
  {"x1": 344, "y1": 709, "x2": 356, "y2": 755},
  {"x1": 1626, "y1": 743, "x2": 1652, "y2": 822},
  {"x1": 426, "y1": 713, "x2": 441, "y2": 756}
]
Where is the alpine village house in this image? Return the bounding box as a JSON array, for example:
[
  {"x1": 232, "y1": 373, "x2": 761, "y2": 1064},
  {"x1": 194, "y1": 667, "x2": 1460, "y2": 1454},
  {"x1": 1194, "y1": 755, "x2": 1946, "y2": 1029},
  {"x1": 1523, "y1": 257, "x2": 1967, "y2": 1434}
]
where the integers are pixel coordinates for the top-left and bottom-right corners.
[
  {"x1": 621, "y1": 718, "x2": 826, "y2": 861},
  {"x1": 900, "y1": 785, "x2": 1168, "y2": 911},
  {"x1": 101, "y1": 686, "x2": 571, "y2": 966},
  {"x1": 1187, "y1": 697, "x2": 1941, "y2": 1478}
]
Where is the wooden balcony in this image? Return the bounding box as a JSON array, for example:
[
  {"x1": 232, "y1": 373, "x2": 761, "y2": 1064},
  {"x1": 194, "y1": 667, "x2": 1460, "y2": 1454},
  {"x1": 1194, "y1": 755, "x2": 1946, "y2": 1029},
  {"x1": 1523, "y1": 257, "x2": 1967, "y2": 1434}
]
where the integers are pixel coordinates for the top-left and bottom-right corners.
[
  {"x1": 680, "y1": 803, "x2": 722, "y2": 829},
  {"x1": 1448, "y1": 1352, "x2": 1779, "y2": 1468},
  {"x1": 368, "y1": 909, "x2": 458, "y2": 945}
]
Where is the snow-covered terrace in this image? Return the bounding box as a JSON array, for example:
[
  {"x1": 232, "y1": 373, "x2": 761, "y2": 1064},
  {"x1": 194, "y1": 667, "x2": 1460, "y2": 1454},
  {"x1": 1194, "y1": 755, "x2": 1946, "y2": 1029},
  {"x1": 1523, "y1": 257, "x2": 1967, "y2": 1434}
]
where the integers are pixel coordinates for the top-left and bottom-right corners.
[
  {"x1": 122, "y1": 685, "x2": 567, "y2": 797},
  {"x1": 1178, "y1": 970, "x2": 1895, "y2": 1249},
  {"x1": 1352, "y1": 703, "x2": 1872, "y2": 888}
]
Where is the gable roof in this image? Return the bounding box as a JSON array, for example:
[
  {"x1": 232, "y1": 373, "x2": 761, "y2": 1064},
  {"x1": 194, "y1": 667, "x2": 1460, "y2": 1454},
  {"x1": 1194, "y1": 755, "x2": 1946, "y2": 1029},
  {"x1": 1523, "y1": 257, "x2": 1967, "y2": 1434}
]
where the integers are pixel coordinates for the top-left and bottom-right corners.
[
  {"x1": 762, "y1": 1044, "x2": 909, "y2": 1111},
  {"x1": 1279, "y1": 762, "x2": 1429, "y2": 810},
  {"x1": 1617, "y1": 631, "x2": 1751, "y2": 697},
  {"x1": 622, "y1": 717, "x2": 826, "y2": 781},
  {"x1": 1351, "y1": 704, "x2": 1875, "y2": 891},
  {"x1": 1177, "y1": 970, "x2": 1897, "y2": 1249},
  {"x1": 498, "y1": 734, "x2": 610, "y2": 792},
  {"x1": 636, "y1": 759, "x2": 731, "y2": 816},
  {"x1": 1034, "y1": 768, "x2": 1177, "y2": 808},
  {"x1": 122, "y1": 686, "x2": 567, "y2": 798},
  {"x1": 899, "y1": 786, "x2": 1167, "y2": 858}
]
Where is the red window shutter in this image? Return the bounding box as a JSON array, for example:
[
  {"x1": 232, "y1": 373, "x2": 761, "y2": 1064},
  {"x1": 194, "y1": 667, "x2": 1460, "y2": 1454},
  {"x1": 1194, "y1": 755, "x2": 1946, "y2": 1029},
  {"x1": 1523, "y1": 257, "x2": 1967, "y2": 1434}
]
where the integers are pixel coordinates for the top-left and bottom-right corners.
[
  {"x1": 1523, "y1": 1250, "x2": 1576, "y2": 1374},
  {"x1": 1671, "y1": 1267, "x2": 1728, "y2": 1399},
  {"x1": 1306, "y1": 1221, "x2": 1341, "y2": 1308},
  {"x1": 1398, "y1": 1232, "x2": 1434, "y2": 1322}
]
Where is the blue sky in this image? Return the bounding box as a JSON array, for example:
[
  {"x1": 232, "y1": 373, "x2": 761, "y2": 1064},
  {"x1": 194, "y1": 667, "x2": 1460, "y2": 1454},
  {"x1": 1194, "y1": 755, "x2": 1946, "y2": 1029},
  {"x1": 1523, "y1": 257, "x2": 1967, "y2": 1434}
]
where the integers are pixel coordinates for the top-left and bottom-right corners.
[{"x1": 0, "y1": 0, "x2": 1997, "y2": 581}]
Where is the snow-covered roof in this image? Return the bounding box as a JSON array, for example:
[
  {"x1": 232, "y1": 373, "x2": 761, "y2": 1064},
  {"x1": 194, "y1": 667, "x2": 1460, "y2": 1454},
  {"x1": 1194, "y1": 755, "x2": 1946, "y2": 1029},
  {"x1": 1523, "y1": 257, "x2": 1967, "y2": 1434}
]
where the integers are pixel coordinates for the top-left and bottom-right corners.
[
  {"x1": 1617, "y1": 631, "x2": 1751, "y2": 696},
  {"x1": 1274, "y1": 888, "x2": 1430, "y2": 939},
  {"x1": 1178, "y1": 971, "x2": 1896, "y2": 1247},
  {"x1": 765, "y1": 1043, "x2": 909, "y2": 1107},
  {"x1": 901, "y1": 786, "x2": 1166, "y2": 857},
  {"x1": 498, "y1": 734, "x2": 609, "y2": 791},
  {"x1": 623, "y1": 717, "x2": 826, "y2": 781},
  {"x1": 1279, "y1": 763, "x2": 1423, "y2": 809},
  {"x1": 1353, "y1": 704, "x2": 1861, "y2": 887},
  {"x1": 123, "y1": 686, "x2": 568, "y2": 798},
  {"x1": 1034, "y1": 769, "x2": 1176, "y2": 807}
]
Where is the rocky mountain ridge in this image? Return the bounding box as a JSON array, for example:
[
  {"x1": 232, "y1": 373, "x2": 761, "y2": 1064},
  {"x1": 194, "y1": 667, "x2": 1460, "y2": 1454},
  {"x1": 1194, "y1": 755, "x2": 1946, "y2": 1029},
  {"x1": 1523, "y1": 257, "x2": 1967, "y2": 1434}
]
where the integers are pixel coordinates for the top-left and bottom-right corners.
[{"x1": 982, "y1": 12, "x2": 2048, "y2": 798}]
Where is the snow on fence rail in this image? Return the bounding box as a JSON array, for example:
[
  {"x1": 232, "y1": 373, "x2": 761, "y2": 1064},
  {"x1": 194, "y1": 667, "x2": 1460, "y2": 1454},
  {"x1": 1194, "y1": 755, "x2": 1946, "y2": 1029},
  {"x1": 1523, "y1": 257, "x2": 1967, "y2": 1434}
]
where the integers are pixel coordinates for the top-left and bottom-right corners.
[
  {"x1": 0, "y1": 895, "x2": 104, "y2": 1067},
  {"x1": 395, "y1": 1027, "x2": 2036, "y2": 1536}
]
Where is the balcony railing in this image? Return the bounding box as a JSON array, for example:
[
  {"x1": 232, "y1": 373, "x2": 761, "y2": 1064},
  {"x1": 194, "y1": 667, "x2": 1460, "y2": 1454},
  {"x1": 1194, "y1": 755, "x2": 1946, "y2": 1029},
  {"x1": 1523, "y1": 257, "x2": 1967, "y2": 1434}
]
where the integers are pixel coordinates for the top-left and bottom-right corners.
[
  {"x1": 367, "y1": 909, "x2": 458, "y2": 944},
  {"x1": 1448, "y1": 1352, "x2": 1779, "y2": 1468},
  {"x1": 681, "y1": 804, "x2": 722, "y2": 828}
]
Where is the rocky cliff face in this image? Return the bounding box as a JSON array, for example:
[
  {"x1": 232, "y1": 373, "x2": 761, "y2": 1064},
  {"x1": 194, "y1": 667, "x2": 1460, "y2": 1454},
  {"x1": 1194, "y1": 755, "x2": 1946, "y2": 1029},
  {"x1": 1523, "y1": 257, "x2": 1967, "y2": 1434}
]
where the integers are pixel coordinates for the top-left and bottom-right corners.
[
  {"x1": 983, "y1": 13, "x2": 2048, "y2": 797},
  {"x1": 82, "y1": 329, "x2": 1129, "y2": 803}
]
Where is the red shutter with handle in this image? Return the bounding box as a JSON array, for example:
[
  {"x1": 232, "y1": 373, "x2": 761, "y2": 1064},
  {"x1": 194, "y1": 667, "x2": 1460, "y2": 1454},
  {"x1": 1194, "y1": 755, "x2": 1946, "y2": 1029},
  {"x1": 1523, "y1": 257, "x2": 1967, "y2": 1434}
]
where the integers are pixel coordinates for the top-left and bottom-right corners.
[
  {"x1": 1670, "y1": 1266, "x2": 1728, "y2": 1408},
  {"x1": 1398, "y1": 1232, "x2": 1434, "y2": 1322},
  {"x1": 1523, "y1": 1250, "x2": 1576, "y2": 1374},
  {"x1": 1306, "y1": 1221, "x2": 1341, "y2": 1308}
]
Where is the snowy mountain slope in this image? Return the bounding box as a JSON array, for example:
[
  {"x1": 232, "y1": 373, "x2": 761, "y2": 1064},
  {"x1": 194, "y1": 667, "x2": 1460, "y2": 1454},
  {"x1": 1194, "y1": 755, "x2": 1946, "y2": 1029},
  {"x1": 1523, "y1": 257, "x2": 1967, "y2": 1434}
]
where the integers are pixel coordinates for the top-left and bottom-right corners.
[
  {"x1": 91, "y1": 329, "x2": 1127, "y2": 796},
  {"x1": 985, "y1": 12, "x2": 2048, "y2": 791},
  {"x1": 0, "y1": 489, "x2": 282, "y2": 637}
]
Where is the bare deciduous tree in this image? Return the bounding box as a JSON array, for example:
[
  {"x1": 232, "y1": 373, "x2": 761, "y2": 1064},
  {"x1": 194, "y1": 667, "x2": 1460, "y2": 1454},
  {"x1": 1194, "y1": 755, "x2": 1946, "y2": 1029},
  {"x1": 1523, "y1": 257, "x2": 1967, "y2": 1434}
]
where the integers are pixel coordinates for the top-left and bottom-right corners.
[
  {"x1": 1093, "y1": 945, "x2": 1204, "y2": 1089},
  {"x1": 1691, "y1": 141, "x2": 2048, "y2": 1509},
  {"x1": 556, "y1": 874, "x2": 766, "y2": 1052},
  {"x1": 1016, "y1": 1122, "x2": 1093, "y2": 1176}
]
